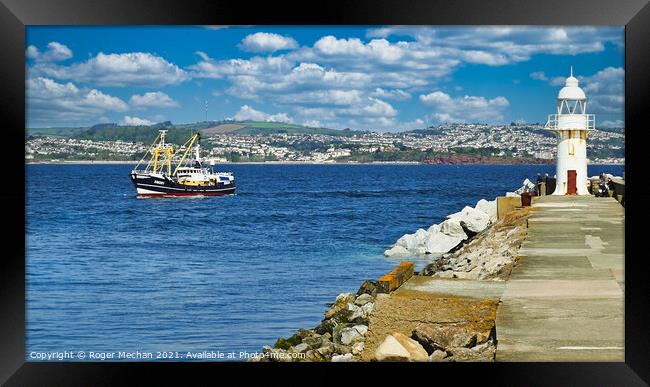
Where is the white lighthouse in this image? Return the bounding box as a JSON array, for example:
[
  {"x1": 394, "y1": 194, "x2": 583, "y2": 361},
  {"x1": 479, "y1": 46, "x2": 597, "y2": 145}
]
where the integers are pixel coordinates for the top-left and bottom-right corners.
[{"x1": 545, "y1": 67, "x2": 595, "y2": 195}]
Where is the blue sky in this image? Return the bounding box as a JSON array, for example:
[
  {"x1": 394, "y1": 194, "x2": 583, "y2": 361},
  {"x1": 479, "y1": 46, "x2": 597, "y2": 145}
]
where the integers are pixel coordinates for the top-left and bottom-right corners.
[{"x1": 26, "y1": 26, "x2": 624, "y2": 131}]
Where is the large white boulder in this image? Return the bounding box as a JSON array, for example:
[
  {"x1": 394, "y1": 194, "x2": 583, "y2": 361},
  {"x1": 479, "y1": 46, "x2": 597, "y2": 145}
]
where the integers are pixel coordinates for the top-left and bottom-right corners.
[
  {"x1": 375, "y1": 333, "x2": 429, "y2": 362},
  {"x1": 447, "y1": 206, "x2": 491, "y2": 234},
  {"x1": 340, "y1": 326, "x2": 365, "y2": 345},
  {"x1": 474, "y1": 198, "x2": 497, "y2": 223},
  {"x1": 395, "y1": 233, "x2": 416, "y2": 250},
  {"x1": 427, "y1": 224, "x2": 441, "y2": 233},
  {"x1": 375, "y1": 335, "x2": 411, "y2": 361},
  {"x1": 384, "y1": 245, "x2": 409, "y2": 257},
  {"x1": 424, "y1": 230, "x2": 464, "y2": 255},
  {"x1": 390, "y1": 228, "x2": 431, "y2": 256},
  {"x1": 414, "y1": 246, "x2": 427, "y2": 256},
  {"x1": 350, "y1": 301, "x2": 373, "y2": 321},
  {"x1": 355, "y1": 294, "x2": 373, "y2": 306},
  {"x1": 396, "y1": 229, "x2": 427, "y2": 251},
  {"x1": 413, "y1": 228, "x2": 429, "y2": 245},
  {"x1": 392, "y1": 332, "x2": 428, "y2": 362},
  {"x1": 439, "y1": 218, "x2": 468, "y2": 239}
]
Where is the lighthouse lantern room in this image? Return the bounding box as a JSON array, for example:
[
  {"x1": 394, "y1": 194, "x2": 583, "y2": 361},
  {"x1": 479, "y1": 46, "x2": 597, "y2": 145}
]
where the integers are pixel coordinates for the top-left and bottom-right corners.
[{"x1": 545, "y1": 67, "x2": 595, "y2": 195}]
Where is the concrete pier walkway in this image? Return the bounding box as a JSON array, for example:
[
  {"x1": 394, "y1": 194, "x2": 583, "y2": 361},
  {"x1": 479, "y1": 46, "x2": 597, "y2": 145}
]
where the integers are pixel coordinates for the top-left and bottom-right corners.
[{"x1": 495, "y1": 195, "x2": 625, "y2": 361}]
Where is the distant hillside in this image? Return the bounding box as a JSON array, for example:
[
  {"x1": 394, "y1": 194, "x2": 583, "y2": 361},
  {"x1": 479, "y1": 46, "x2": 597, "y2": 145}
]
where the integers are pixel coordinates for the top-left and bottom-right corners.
[
  {"x1": 26, "y1": 127, "x2": 89, "y2": 138},
  {"x1": 202, "y1": 123, "x2": 247, "y2": 135},
  {"x1": 76, "y1": 125, "x2": 195, "y2": 145},
  {"x1": 28, "y1": 120, "x2": 365, "y2": 143}
]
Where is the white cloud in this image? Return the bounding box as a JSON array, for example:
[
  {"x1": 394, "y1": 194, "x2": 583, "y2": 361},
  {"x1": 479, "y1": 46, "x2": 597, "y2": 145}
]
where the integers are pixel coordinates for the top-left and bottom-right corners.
[
  {"x1": 530, "y1": 71, "x2": 548, "y2": 81},
  {"x1": 346, "y1": 97, "x2": 397, "y2": 117},
  {"x1": 459, "y1": 50, "x2": 509, "y2": 65},
  {"x1": 120, "y1": 116, "x2": 154, "y2": 126},
  {"x1": 370, "y1": 88, "x2": 411, "y2": 101},
  {"x1": 313, "y1": 36, "x2": 404, "y2": 63},
  {"x1": 420, "y1": 91, "x2": 509, "y2": 123},
  {"x1": 190, "y1": 56, "x2": 370, "y2": 92},
  {"x1": 274, "y1": 89, "x2": 364, "y2": 106},
  {"x1": 403, "y1": 118, "x2": 426, "y2": 129},
  {"x1": 239, "y1": 32, "x2": 298, "y2": 53},
  {"x1": 232, "y1": 105, "x2": 293, "y2": 123},
  {"x1": 189, "y1": 53, "x2": 401, "y2": 126},
  {"x1": 129, "y1": 91, "x2": 179, "y2": 108},
  {"x1": 531, "y1": 70, "x2": 565, "y2": 86},
  {"x1": 366, "y1": 26, "x2": 622, "y2": 63},
  {"x1": 582, "y1": 67, "x2": 624, "y2": 95},
  {"x1": 31, "y1": 52, "x2": 189, "y2": 87},
  {"x1": 26, "y1": 45, "x2": 39, "y2": 60},
  {"x1": 190, "y1": 55, "x2": 373, "y2": 110},
  {"x1": 291, "y1": 97, "x2": 398, "y2": 126},
  {"x1": 538, "y1": 67, "x2": 624, "y2": 116},
  {"x1": 26, "y1": 42, "x2": 73, "y2": 62},
  {"x1": 293, "y1": 107, "x2": 337, "y2": 121},
  {"x1": 302, "y1": 120, "x2": 322, "y2": 128},
  {"x1": 549, "y1": 76, "x2": 566, "y2": 86},
  {"x1": 189, "y1": 54, "x2": 293, "y2": 80},
  {"x1": 26, "y1": 77, "x2": 128, "y2": 126}
]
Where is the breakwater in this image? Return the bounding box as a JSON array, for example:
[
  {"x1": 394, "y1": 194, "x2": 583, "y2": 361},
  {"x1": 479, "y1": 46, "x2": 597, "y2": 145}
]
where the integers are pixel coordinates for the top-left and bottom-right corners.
[
  {"x1": 252, "y1": 179, "x2": 536, "y2": 362},
  {"x1": 255, "y1": 177, "x2": 625, "y2": 362}
]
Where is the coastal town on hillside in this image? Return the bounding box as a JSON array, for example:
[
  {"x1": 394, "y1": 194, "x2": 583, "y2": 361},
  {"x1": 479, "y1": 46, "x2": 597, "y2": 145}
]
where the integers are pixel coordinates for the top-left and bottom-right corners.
[{"x1": 25, "y1": 122, "x2": 625, "y2": 164}]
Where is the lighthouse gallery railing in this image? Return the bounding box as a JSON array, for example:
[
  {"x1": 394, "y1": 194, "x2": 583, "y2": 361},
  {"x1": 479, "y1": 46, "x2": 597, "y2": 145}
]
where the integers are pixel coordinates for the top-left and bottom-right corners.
[{"x1": 545, "y1": 114, "x2": 595, "y2": 130}]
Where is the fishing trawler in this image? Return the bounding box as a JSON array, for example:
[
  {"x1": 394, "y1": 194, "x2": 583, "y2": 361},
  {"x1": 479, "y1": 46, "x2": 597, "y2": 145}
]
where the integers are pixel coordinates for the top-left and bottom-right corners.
[{"x1": 129, "y1": 130, "x2": 235, "y2": 197}]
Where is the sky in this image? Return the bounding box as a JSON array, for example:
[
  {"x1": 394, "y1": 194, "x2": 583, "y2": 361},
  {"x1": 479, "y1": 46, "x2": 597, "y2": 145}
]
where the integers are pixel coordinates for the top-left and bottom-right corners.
[{"x1": 26, "y1": 26, "x2": 624, "y2": 131}]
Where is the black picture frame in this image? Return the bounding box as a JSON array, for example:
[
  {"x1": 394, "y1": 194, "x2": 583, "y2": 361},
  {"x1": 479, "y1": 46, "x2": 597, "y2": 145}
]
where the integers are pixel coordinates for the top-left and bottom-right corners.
[{"x1": 2, "y1": 0, "x2": 649, "y2": 384}]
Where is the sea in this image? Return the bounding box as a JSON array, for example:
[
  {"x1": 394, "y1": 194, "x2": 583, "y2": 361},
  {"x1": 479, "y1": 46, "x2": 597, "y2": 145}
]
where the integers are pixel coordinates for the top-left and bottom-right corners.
[{"x1": 26, "y1": 163, "x2": 624, "y2": 361}]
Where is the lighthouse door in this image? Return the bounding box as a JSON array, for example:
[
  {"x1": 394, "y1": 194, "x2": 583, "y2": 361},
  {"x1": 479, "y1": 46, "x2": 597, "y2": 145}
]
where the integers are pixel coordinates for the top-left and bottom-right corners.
[{"x1": 567, "y1": 170, "x2": 577, "y2": 195}]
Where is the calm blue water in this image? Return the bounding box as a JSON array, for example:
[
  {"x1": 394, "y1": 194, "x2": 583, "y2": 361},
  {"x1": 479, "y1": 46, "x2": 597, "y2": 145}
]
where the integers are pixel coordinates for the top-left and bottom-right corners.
[{"x1": 26, "y1": 163, "x2": 624, "y2": 360}]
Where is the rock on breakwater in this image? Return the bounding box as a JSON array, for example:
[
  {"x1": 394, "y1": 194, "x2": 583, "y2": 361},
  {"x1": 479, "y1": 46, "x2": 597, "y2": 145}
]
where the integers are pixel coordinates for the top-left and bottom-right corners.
[
  {"x1": 384, "y1": 178, "x2": 534, "y2": 260},
  {"x1": 249, "y1": 282, "x2": 380, "y2": 362},
  {"x1": 360, "y1": 285, "x2": 500, "y2": 362},
  {"x1": 383, "y1": 198, "x2": 497, "y2": 258},
  {"x1": 421, "y1": 206, "x2": 530, "y2": 281}
]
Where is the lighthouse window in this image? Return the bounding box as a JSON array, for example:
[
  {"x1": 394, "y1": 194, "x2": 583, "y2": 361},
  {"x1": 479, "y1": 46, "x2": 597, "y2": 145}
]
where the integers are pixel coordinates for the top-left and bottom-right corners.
[{"x1": 568, "y1": 143, "x2": 575, "y2": 155}]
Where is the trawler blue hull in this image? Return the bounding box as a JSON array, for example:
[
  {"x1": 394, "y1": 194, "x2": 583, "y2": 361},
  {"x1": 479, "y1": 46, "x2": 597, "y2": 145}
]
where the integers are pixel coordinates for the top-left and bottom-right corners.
[{"x1": 130, "y1": 173, "x2": 236, "y2": 197}]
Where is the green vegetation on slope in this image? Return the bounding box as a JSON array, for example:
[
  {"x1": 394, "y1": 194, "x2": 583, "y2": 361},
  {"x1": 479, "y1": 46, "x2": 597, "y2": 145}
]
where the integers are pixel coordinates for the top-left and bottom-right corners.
[
  {"x1": 76, "y1": 126, "x2": 196, "y2": 145},
  {"x1": 26, "y1": 127, "x2": 89, "y2": 138},
  {"x1": 28, "y1": 120, "x2": 364, "y2": 142}
]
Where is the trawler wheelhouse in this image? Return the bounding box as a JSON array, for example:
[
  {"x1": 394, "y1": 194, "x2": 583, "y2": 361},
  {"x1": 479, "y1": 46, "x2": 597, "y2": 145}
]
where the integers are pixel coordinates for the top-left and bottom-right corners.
[{"x1": 129, "y1": 129, "x2": 235, "y2": 197}]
